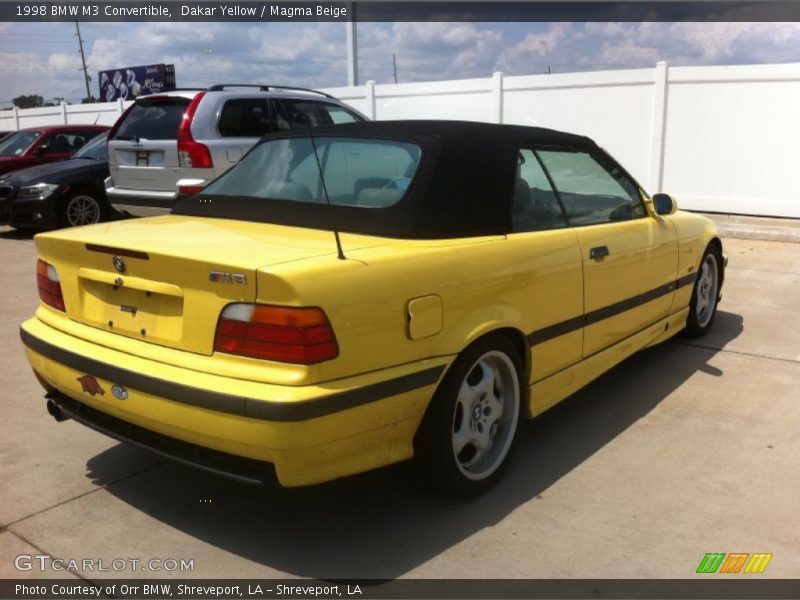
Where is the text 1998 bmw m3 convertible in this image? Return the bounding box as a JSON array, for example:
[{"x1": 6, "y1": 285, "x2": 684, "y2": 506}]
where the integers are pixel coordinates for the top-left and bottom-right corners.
[{"x1": 20, "y1": 121, "x2": 725, "y2": 493}]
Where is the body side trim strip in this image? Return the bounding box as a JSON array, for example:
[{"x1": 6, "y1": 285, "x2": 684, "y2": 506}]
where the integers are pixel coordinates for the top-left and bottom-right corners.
[
  {"x1": 20, "y1": 328, "x2": 444, "y2": 422},
  {"x1": 527, "y1": 272, "x2": 696, "y2": 345}
]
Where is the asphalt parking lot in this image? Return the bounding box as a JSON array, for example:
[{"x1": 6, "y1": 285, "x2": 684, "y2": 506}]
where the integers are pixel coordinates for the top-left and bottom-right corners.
[{"x1": 1, "y1": 225, "x2": 798, "y2": 580}]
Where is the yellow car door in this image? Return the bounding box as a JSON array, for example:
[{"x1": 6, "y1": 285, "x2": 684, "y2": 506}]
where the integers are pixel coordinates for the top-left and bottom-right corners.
[
  {"x1": 536, "y1": 147, "x2": 679, "y2": 357},
  {"x1": 507, "y1": 147, "x2": 584, "y2": 381}
]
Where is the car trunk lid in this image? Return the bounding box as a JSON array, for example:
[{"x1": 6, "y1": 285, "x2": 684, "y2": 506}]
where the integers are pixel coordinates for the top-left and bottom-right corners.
[{"x1": 35, "y1": 215, "x2": 382, "y2": 355}]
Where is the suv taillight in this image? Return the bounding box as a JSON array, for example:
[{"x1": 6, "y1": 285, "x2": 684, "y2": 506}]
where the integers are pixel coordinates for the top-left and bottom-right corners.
[
  {"x1": 177, "y1": 92, "x2": 212, "y2": 169},
  {"x1": 37, "y1": 260, "x2": 65, "y2": 311},
  {"x1": 214, "y1": 304, "x2": 339, "y2": 364}
]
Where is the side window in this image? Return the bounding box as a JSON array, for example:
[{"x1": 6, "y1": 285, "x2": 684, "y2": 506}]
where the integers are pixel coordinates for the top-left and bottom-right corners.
[
  {"x1": 319, "y1": 104, "x2": 363, "y2": 124},
  {"x1": 69, "y1": 131, "x2": 96, "y2": 150},
  {"x1": 41, "y1": 132, "x2": 90, "y2": 154},
  {"x1": 273, "y1": 99, "x2": 329, "y2": 131},
  {"x1": 511, "y1": 148, "x2": 567, "y2": 233},
  {"x1": 217, "y1": 99, "x2": 272, "y2": 137},
  {"x1": 536, "y1": 149, "x2": 646, "y2": 226}
]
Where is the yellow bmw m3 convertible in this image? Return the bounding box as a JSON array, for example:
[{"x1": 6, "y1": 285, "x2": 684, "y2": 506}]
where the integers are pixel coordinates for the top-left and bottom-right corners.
[{"x1": 21, "y1": 121, "x2": 725, "y2": 493}]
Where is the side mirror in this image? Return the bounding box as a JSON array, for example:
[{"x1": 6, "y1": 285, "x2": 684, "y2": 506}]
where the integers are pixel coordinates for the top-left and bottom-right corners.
[
  {"x1": 32, "y1": 145, "x2": 48, "y2": 156},
  {"x1": 652, "y1": 193, "x2": 678, "y2": 216}
]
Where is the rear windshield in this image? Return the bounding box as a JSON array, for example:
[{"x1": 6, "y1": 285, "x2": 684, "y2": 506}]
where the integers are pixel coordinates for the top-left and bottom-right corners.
[
  {"x1": 113, "y1": 97, "x2": 190, "y2": 141},
  {"x1": 202, "y1": 136, "x2": 421, "y2": 208},
  {"x1": 73, "y1": 132, "x2": 108, "y2": 160},
  {"x1": 0, "y1": 131, "x2": 41, "y2": 156}
]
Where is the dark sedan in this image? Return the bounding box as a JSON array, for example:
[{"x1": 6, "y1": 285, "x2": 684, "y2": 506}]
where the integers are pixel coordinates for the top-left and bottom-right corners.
[{"x1": 0, "y1": 132, "x2": 115, "y2": 229}]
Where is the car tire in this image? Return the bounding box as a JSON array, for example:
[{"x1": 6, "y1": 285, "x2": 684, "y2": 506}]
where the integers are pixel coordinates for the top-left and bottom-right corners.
[
  {"x1": 59, "y1": 190, "x2": 106, "y2": 228},
  {"x1": 684, "y1": 245, "x2": 722, "y2": 338},
  {"x1": 416, "y1": 334, "x2": 523, "y2": 495}
]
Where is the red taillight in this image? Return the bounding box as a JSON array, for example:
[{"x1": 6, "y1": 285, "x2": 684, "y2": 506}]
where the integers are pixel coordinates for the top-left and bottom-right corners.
[
  {"x1": 214, "y1": 304, "x2": 339, "y2": 364},
  {"x1": 37, "y1": 260, "x2": 65, "y2": 311},
  {"x1": 177, "y1": 92, "x2": 212, "y2": 169}
]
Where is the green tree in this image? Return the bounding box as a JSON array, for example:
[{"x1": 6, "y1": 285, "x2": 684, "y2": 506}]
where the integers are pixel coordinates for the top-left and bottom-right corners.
[{"x1": 12, "y1": 94, "x2": 45, "y2": 109}]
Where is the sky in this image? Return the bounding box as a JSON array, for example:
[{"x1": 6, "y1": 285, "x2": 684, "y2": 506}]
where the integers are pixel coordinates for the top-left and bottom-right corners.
[{"x1": 1, "y1": 20, "x2": 800, "y2": 106}]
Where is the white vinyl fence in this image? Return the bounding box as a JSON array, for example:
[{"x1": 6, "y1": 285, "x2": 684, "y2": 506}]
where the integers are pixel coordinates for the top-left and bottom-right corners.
[{"x1": 3, "y1": 61, "x2": 798, "y2": 218}]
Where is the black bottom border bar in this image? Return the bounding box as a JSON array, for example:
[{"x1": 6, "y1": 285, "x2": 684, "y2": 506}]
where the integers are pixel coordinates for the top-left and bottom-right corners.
[{"x1": 3, "y1": 579, "x2": 800, "y2": 600}]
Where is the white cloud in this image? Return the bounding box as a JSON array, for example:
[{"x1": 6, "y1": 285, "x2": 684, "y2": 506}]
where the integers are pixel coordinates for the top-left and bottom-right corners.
[
  {"x1": 2, "y1": 21, "x2": 800, "y2": 106},
  {"x1": 495, "y1": 22, "x2": 800, "y2": 75}
]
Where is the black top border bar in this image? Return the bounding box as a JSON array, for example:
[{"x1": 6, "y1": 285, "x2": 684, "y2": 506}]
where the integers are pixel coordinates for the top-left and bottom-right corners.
[{"x1": 5, "y1": 1, "x2": 800, "y2": 22}]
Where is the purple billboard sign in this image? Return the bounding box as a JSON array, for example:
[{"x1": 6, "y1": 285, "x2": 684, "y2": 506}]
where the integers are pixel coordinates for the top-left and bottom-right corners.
[{"x1": 98, "y1": 63, "x2": 176, "y2": 102}]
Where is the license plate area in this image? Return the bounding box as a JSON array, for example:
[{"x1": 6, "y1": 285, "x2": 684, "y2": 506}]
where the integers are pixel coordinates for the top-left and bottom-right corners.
[
  {"x1": 80, "y1": 279, "x2": 184, "y2": 344},
  {"x1": 117, "y1": 149, "x2": 166, "y2": 167}
]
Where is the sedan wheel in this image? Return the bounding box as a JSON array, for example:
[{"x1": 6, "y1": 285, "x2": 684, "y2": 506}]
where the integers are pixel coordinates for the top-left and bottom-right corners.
[
  {"x1": 685, "y1": 246, "x2": 722, "y2": 337},
  {"x1": 63, "y1": 193, "x2": 103, "y2": 227},
  {"x1": 452, "y1": 351, "x2": 520, "y2": 481},
  {"x1": 416, "y1": 335, "x2": 522, "y2": 494}
]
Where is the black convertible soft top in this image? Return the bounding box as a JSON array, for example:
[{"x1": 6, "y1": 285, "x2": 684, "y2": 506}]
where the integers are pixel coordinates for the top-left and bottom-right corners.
[{"x1": 173, "y1": 120, "x2": 601, "y2": 239}]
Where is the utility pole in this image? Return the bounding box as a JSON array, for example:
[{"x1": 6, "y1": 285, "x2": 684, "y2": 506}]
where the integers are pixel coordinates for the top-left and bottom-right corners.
[
  {"x1": 75, "y1": 21, "x2": 91, "y2": 102},
  {"x1": 392, "y1": 54, "x2": 398, "y2": 84},
  {"x1": 346, "y1": 3, "x2": 358, "y2": 86}
]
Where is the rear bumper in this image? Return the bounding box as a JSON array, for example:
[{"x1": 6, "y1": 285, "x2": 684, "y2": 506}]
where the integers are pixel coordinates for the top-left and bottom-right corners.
[
  {"x1": 105, "y1": 177, "x2": 207, "y2": 217},
  {"x1": 105, "y1": 180, "x2": 175, "y2": 217},
  {"x1": 46, "y1": 391, "x2": 278, "y2": 485},
  {"x1": 21, "y1": 317, "x2": 447, "y2": 486}
]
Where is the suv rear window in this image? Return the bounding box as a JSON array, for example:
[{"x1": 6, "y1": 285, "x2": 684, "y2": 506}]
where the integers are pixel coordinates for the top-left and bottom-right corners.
[{"x1": 113, "y1": 97, "x2": 190, "y2": 141}]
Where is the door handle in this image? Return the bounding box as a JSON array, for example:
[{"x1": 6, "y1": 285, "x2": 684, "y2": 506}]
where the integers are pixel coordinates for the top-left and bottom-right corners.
[{"x1": 590, "y1": 245, "x2": 610, "y2": 260}]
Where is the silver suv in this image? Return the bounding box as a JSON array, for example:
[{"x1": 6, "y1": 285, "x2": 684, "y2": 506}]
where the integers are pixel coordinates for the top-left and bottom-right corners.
[{"x1": 105, "y1": 84, "x2": 367, "y2": 216}]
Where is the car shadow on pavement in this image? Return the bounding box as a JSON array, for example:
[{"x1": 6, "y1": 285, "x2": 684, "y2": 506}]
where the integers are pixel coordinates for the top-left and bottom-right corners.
[
  {"x1": 85, "y1": 311, "x2": 743, "y2": 579},
  {"x1": 0, "y1": 227, "x2": 38, "y2": 240}
]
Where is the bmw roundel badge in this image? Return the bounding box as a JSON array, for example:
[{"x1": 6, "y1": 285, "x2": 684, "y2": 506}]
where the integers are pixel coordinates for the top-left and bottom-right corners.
[
  {"x1": 113, "y1": 255, "x2": 126, "y2": 273},
  {"x1": 111, "y1": 384, "x2": 129, "y2": 400}
]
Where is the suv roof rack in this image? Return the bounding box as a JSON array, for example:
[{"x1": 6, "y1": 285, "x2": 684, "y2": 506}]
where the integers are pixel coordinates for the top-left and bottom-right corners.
[
  {"x1": 139, "y1": 88, "x2": 207, "y2": 95},
  {"x1": 207, "y1": 84, "x2": 336, "y2": 100}
]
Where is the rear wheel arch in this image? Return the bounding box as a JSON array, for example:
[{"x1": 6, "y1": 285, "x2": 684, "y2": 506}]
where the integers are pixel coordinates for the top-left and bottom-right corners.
[
  {"x1": 413, "y1": 328, "x2": 529, "y2": 493},
  {"x1": 436, "y1": 326, "x2": 531, "y2": 400}
]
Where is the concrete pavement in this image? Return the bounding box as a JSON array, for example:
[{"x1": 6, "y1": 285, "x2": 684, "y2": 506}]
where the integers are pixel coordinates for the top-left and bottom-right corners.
[{"x1": 1, "y1": 226, "x2": 798, "y2": 580}]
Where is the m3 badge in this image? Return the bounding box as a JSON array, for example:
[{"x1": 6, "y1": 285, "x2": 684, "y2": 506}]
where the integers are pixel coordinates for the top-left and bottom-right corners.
[{"x1": 209, "y1": 271, "x2": 247, "y2": 284}]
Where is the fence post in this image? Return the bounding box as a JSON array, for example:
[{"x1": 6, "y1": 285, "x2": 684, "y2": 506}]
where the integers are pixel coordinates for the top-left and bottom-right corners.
[
  {"x1": 60, "y1": 101, "x2": 68, "y2": 124},
  {"x1": 366, "y1": 80, "x2": 376, "y2": 120},
  {"x1": 12, "y1": 106, "x2": 20, "y2": 130},
  {"x1": 648, "y1": 61, "x2": 669, "y2": 194},
  {"x1": 491, "y1": 71, "x2": 504, "y2": 124},
  {"x1": 117, "y1": 98, "x2": 125, "y2": 116}
]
